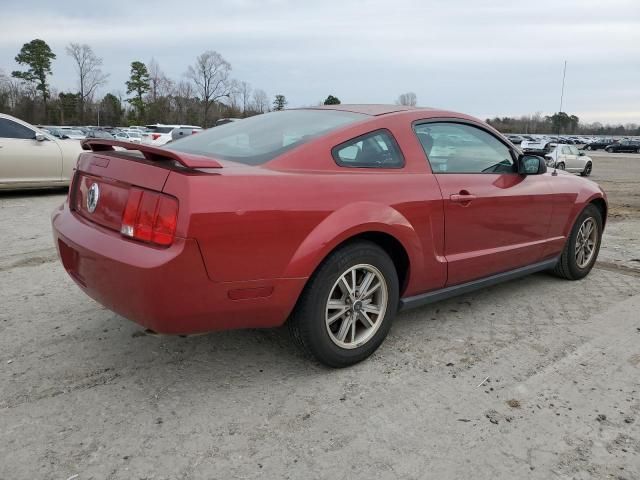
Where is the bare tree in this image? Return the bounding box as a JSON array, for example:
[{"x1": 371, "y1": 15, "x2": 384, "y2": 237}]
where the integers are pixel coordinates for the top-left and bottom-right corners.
[
  {"x1": 396, "y1": 92, "x2": 417, "y2": 107},
  {"x1": 173, "y1": 80, "x2": 194, "y2": 123},
  {"x1": 185, "y1": 50, "x2": 232, "y2": 126},
  {"x1": 65, "y1": 43, "x2": 109, "y2": 123},
  {"x1": 239, "y1": 81, "x2": 252, "y2": 114},
  {"x1": 251, "y1": 88, "x2": 269, "y2": 113},
  {"x1": 148, "y1": 58, "x2": 174, "y2": 101}
]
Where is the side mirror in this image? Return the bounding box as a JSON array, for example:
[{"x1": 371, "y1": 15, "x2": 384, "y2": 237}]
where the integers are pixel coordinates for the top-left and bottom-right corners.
[
  {"x1": 518, "y1": 154, "x2": 547, "y2": 175},
  {"x1": 35, "y1": 133, "x2": 46, "y2": 142}
]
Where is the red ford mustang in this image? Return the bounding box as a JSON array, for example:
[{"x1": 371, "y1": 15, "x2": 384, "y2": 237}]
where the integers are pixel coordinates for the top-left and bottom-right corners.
[{"x1": 52, "y1": 105, "x2": 606, "y2": 367}]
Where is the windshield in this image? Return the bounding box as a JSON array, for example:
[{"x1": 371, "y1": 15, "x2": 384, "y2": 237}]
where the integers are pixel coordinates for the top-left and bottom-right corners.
[{"x1": 165, "y1": 110, "x2": 367, "y2": 165}]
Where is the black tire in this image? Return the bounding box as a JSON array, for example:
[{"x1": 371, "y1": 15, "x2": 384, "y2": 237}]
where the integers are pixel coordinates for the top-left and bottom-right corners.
[
  {"x1": 580, "y1": 162, "x2": 592, "y2": 177},
  {"x1": 605, "y1": 147, "x2": 614, "y2": 153},
  {"x1": 586, "y1": 145, "x2": 592, "y2": 151},
  {"x1": 288, "y1": 241, "x2": 399, "y2": 368},
  {"x1": 552, "y1": 204, "x2": 603, "y2": 280},
  {"x1": 557, "y1": 162, "x2": 565, "y2": 170}
]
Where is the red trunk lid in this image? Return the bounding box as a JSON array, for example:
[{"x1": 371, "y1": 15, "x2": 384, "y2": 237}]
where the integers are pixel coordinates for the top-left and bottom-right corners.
[{"x1": 72, "y1": 151, "x2": 172, "y2": 234}]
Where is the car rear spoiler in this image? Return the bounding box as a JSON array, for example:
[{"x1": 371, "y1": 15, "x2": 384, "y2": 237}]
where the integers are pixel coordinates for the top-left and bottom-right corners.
[{"x1": 81, "y1": 139, "x2": 223, "y2": 169}]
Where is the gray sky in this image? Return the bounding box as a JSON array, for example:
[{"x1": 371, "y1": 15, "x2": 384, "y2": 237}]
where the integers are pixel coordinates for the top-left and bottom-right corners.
[{"x1": 1, "y1": 0, "x2": 638, "y2": 124}]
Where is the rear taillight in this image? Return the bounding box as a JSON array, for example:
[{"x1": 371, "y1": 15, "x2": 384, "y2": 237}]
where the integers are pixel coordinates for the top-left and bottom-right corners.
[
  {"x1": 151, "y1": 133, "x2": 162, "y2": 140},
  {"x1": 120, "y1": 188, "x2": 178, "y2": 246},
  {"x1": 192, "y1": 130, "x2": 199, "y2": 135}
]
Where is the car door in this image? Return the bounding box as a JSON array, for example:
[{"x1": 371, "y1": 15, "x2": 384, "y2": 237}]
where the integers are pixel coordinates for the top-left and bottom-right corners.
[
  {"x1": 561, "y1": 145, "x2": 578, "y2": 171},
  {"x1": 414, "y1": 121, "x2": 554, "y2": 286},
  {"x1": 567, "y1": 145, "x2": 585, "y2": 171},
  {"x1": 0, "y1": 118, "x2": 63, "y2": 185}
]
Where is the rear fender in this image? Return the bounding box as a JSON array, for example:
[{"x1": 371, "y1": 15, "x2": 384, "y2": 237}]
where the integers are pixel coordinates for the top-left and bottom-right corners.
[{"x1": 283, "y1": 201, "x2": 423, "y2": 285}]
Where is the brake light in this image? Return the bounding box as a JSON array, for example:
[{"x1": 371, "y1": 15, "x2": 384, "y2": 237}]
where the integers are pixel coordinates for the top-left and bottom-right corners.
[
  {"x1": 192, "y1": 130, "x2": 199, "y2": 135},
  {"x1": 151, "y1": 133, "x2": 162, "y2": 140},
  {"x1": 120, "y1": 188, "x2": 178, "y2": 246}
]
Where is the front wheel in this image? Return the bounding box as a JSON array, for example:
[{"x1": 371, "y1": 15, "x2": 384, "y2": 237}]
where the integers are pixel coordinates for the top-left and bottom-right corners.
[
  {"x1": 288, "y1": 241, "x2": 399, "y2": 367},
  {"x1": 586, "y1": 145, "x2": 592, "y2": 150},
  {"x1": 552, "y1": 204, "x2": 603, "y2": 280},
  {"x1": 580, "y1": 162, "x2": 592, "y2": 177},
  {"x1": 556, "y1": 162, "x2": 565, "y2": 170},
  {"x1": 605, "y1": 147, "x2": 614, "y2": 153}
]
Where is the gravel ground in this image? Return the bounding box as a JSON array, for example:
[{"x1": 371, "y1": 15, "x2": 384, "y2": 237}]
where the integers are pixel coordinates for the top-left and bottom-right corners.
[{"x1": 1, "y1": 153, "x2": 639, "y2": 479}]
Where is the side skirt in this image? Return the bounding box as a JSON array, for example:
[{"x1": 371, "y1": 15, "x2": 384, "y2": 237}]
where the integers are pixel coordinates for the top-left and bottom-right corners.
[{"x1": 399, "y1": 257, "x2": 559, "y2": 312}]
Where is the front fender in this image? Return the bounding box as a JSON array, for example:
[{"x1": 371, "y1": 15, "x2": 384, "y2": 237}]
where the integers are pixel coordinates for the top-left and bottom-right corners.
[
  {"x1": 563, "y1": 187, "x2": 607, "y2": 237},
  {"x1": 283, "y1": 201, "x2": 424, "y2": 285}
]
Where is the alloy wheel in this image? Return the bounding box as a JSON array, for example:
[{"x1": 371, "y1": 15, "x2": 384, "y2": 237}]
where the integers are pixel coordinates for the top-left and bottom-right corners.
[
  {"x1": 325, "y1": 264, "x2": 388, "y2": 349},
  {"x1": 575, "y1": 217, "x2": 597, "y2": 269}
]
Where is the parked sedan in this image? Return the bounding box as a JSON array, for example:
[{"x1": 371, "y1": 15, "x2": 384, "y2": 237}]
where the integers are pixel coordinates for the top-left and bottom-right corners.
[
  {"x1": 0, "y1": 114, "x2": 83, "y2": 190},
  {"x1": 544, "y1": 145, "x2": 593, "y2": 176},
  {"x1": 52, "y1": 105, "x2": 607, "y2": 367},
  {"x1": 583, "y1": 138, "x2": 615, "y2": 150},
  {"x1": 604, "y1": 140, "x2": 640, "y2": 153}
]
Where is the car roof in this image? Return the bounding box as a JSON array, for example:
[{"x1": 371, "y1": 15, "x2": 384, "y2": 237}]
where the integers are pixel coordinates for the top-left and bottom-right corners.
[{"x1": 301, "y1": 104, "x2": 434, "y2": 116}]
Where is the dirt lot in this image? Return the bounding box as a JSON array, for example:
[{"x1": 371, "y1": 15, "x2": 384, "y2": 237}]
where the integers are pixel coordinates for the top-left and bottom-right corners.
[{"x1": 1, "y1": 153, "x2": 639, "y2": 479}]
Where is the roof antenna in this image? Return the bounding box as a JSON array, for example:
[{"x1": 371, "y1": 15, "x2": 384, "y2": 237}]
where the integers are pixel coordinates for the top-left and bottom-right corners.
[{"x1": 553, "y1": 60, "x2": 567, "y2": 177}]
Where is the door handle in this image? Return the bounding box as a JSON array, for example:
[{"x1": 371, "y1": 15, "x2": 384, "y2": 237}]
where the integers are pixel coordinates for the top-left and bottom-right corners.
[{"x1": 450, "y1": 192, "x2": 476, "y2": 203}]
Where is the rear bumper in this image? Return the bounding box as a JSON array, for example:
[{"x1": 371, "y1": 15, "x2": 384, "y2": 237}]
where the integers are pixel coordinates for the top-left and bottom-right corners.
[{"x1": 52, "y1": 202, "x2": 307, "y2": 334}]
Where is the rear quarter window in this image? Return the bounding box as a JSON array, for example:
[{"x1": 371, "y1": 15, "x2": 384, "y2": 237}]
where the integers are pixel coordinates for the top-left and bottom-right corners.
[{"x1": 332, "y1": 129, "x2": 404, "y2": 169}]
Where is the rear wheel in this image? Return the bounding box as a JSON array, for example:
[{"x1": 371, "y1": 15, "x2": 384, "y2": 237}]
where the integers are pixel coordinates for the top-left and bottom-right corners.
[
  {"x1": 556, "y1": 162, "x2": 565, "y2": 170},
  {"x1": 586, "y1": 145, "x2": 592, "y2": 150},
  {"x1": 580, "y1": 162, "x2": 592, "y2": 177},
  {"x1": 605, "y1": 147, "x2": 614, "y2": 153},
  {"x1": 288, "y1": 241, "x2": 399, "y2": 367},
  {"x1": 552, "y1": 204, "x2": 602, "y2": 280}
]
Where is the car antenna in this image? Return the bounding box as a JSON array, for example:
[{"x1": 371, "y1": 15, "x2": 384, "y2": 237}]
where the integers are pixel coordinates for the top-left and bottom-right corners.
[{"x1": 553, "y1": 60, "x2": 567, "y2": 177}]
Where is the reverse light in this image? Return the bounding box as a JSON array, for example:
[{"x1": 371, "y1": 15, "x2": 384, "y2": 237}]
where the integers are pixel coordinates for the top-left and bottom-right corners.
[{"x1": 120, "y1": 188, "x2": 178, "y2": 246}]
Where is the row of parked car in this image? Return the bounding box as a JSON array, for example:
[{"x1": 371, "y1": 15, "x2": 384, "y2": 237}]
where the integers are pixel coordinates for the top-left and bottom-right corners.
[
  {"x1": 38, "y1": 124, "x2": 205, "y2": 146},
  {"x1": 506, "y1": 133, "x2": 640, "y2": 154}
]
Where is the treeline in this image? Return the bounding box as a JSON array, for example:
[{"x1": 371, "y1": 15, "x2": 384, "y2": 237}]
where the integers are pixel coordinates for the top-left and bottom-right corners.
[
  {"x1": 0, "y1": 38, "x2": 288, "y2": 127},
  {"x1": 487, "y1": 112, "x2": 640, "y2": 136}
]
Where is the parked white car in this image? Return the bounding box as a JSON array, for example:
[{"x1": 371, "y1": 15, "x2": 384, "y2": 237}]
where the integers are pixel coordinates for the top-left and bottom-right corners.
[
  {"x1": 521, "y1": 136, "x2": 552, "y2": 155},
  {"x1": 114, "y1": 130, "x2": 142, "y2": 144},
  {"x1": 544, "y1": 144, "x2": 593, "y2": 176},
  {"x1": 0, "y1": 114, "x2": 83, "y2": 190},
  {"x1": 142, "y1": 124, "x2": 201, "y2": 146}
]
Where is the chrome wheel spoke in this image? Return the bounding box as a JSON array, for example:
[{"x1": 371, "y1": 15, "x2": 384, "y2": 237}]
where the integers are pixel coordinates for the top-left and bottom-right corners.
[
  {"x1": 363, "y1": 281, "x2": 381, "y2": 298},
  {"x1": 358, "y1": 272, "x2": 375, "y2": 298},
  {"x1": 360, "y1": 311, "x2": 375, "y2": 328},
  {"x1": 363, "y1": 304, "x2": 380, "y2": 315},
  {"x1": 336, "y1": 316, "x2": 352, "y2": 342},
  {"x1": 339, "y1": 276, "x2": 354, "y2": 297},
  {"x1": 327, "y1": 305, "x2": 350, "y2": 325}
]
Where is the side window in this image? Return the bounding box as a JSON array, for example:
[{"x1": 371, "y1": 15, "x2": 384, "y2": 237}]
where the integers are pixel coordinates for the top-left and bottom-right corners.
[
  {"x1": 332, "y1": 130, "x2": 404, "y2": 168},
  {"x1": 414, "y1": 122, "x2": 514, "y2": 174},
  {"x1": 561, "y1": 146, "x2": 571, "y2": 155},
  {"x1": 0, "y1": 119, "x2": 35, "y2": 140}
]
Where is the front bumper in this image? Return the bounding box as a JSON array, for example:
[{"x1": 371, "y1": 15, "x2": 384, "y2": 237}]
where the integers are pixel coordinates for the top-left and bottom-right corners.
[{"x1": 52, "y1": 202, "x2": 306, "y2": 334}]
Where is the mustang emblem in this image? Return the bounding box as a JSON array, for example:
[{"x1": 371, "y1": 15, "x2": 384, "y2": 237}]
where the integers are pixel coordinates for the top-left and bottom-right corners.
[{"x1": 87, "y1": 183, "x2": 100, "y2": 213}]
